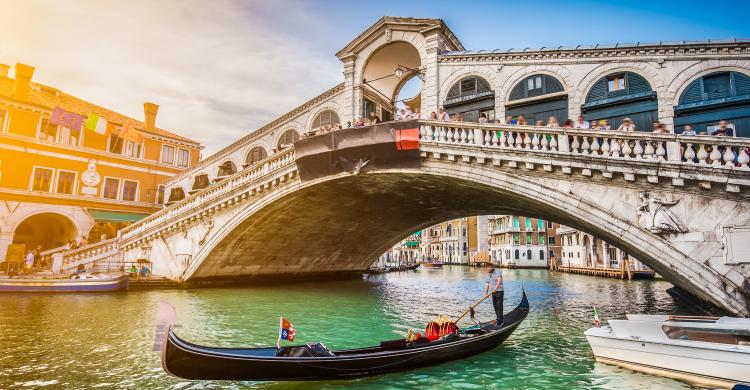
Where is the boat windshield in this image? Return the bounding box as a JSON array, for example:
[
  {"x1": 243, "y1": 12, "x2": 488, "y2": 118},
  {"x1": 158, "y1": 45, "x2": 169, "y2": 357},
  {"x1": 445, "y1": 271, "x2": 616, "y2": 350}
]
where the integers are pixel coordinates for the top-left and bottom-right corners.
[{"x1": 662, "y1": 325, "x2": 750, "y2": 346}]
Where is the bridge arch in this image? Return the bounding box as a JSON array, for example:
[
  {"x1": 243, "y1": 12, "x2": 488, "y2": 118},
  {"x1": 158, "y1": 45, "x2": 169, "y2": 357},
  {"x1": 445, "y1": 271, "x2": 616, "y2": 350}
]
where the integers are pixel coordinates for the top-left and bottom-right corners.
[
  {"x1": 181, "y1": 160, "x2": 738, "y2": 314},
  {"x1": 12, "y1": 211, "x2": 80, "y2": 251},
  {"x1": 244, "y1": 145, "x2": 269, "y2": 166}
]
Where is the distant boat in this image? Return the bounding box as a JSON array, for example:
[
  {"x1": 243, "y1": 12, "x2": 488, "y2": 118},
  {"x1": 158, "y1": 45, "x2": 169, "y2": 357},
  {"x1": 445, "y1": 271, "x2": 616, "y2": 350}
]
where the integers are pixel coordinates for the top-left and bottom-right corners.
[
  {"x1": 0, "y1": 273, "x2": 128, "y2": 292},
  {"x1": 405, "y1": 263, "x2": 420, "y2": 271},
  {"x1": 422, "y1": 261, "x2": 443, "y2": 268},
  {"x1": 585, "y1": 314, "x2": 750, "y2": 388}
]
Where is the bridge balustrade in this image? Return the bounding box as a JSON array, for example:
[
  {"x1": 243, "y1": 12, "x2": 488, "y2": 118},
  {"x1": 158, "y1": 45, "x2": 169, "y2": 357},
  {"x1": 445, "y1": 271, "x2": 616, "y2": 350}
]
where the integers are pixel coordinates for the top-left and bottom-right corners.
[{"x1": 418, "y1": 120, "x2": 750, "y2": 169}]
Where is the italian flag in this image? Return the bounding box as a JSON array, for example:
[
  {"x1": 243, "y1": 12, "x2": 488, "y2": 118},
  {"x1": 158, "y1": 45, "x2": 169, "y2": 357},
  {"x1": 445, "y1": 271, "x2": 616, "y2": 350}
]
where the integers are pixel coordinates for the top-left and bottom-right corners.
[
  {"x1": 85, "y1": 113, "x2": 108, "y2": 135},
  {"x1": 593, "y1": 307, "x2": 601, "y2": 327}
]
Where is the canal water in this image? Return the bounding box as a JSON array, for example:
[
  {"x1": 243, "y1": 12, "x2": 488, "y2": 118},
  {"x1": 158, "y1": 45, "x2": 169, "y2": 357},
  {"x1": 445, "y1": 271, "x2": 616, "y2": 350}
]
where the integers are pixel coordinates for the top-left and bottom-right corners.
[{"x1": 1, "y1": 267, "x2": 699, "y2": 389}]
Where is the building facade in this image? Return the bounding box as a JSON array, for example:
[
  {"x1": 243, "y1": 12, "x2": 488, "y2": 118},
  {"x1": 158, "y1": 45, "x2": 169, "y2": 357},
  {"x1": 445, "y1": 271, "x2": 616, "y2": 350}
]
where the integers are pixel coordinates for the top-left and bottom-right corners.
[
  {"x1": 488, "y1": 215, "x2": 550, "y2": 268},
  {"x1": 557, "y1": 226, "x2": 650, "y2": 272},
  {"x1": 0, "y1": 63, "x2": 201, "y2": 262}
]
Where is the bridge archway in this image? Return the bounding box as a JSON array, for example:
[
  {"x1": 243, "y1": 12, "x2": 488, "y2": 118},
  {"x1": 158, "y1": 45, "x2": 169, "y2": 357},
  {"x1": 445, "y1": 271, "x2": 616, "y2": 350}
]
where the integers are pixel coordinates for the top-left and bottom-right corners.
[
  {"x1": 182, "y1": 160, "x2": 737, "y2": 314},
  {"x1": 12, "y1": 212, "x2": 79, "y2": 251},
  {"x1": 360, "y1": 41, "x2": 422, "y2": 119}
]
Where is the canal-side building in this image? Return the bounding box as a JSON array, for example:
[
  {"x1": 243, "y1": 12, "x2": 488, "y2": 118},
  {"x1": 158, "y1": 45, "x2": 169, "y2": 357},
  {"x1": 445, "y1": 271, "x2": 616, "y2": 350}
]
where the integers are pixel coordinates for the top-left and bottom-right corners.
[
  {"x1": 487, "y1": 215, "x2": 550, "y2": 268},
  {"x1": 557, "y1": 226, "x2": 652, "y2": 277},
  {"x1": 0, "y1": 63, "x2": 202, "y2": 262}
]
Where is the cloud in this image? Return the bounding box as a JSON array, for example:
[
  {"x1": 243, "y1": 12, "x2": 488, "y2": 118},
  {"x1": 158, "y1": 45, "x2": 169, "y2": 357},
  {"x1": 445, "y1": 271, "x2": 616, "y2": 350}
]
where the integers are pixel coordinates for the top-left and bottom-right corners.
[{"x1": 0, "y1": 0, "x2": 343, "y2": 154}]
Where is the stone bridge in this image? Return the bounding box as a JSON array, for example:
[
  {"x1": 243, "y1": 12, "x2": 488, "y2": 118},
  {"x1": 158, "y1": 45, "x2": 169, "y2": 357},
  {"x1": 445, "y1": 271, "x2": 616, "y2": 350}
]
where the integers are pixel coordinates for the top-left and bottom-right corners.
[{"x1": 63, "y1": 120, "x2": 750, "y2": 316}]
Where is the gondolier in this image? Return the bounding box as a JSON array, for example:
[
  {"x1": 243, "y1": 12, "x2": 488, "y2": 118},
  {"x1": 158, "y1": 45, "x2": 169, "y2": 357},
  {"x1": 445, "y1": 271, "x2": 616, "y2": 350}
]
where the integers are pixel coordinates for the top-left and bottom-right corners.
[{"x1": 484, "y1": 266, "x2": 503, "y2": 326}]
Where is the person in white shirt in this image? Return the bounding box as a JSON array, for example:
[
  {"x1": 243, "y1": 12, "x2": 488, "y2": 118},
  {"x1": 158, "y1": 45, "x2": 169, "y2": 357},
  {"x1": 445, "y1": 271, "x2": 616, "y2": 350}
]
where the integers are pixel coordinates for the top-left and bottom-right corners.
[
  {"x1": 484, "y1": 266, "x2": 504, "y2": 326},
  {"x1": 438, "y1": 107, "x2": 451, "y2": 121},
  {"x1": 575, "y1": 115, "x2": 590, "y2": 129},
  {"x1": 617, "y1": 117, "x2": 636, "y2": 132}
]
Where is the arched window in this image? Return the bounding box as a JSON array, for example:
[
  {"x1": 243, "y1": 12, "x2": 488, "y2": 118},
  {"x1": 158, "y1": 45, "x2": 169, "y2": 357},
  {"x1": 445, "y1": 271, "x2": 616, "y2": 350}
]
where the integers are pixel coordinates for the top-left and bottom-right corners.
[
  {"x1": 540, "y1": 250, "x2": 545, "y2": 260},
  {"x1": 675, "y1": 71, "x2": 750, "y2": 136},
  {"x1": 217, "y1": 161, "x2": 237, "y2": 177},
  {"x1": 446, "y1": 224, "x2": 452, "y2": 236},
  {"x1": 445, "y1": 76, "x2": 493, "y2": 103},
  {"x1": 311, "y1": 110, "x2": 340, "y2": 129},
  {"x1": 191, "y1": 174, "x2": 209, "y2": 191},
  {"x1": 514, "y1": 249, "x2": 520, "y2": 260},
  {"x1": 245, "y1": 146, "x2": 268, "y2": 166},
  {"x1": 509, "y1": 74, "x2": 564, "y2": 101},
  {"x1": 167, "y1": 187, "x2": 185, "y2": 203},
  {"x1": 277, "y1": 129, "x2": 299, "y2": 149},
  {"x1": 585, "y1": 72, "x2": 653, "y2": 103},
  {"x1": 527, "y1": 249, "x2": 532, "y2": 259}
]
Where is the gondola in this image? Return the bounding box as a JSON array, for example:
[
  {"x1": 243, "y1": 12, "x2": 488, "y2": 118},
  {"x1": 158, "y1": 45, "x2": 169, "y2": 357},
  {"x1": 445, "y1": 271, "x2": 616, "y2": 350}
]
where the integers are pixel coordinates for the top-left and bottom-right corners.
[{"x1": 160, "y1": 291, "x2": 529, "y2": 381}]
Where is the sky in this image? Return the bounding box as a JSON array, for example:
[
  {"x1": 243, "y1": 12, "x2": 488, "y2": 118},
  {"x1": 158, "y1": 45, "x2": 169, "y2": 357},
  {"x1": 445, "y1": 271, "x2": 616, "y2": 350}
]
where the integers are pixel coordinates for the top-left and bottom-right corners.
[{"x1": 2, "y1": 0, "x2": 749, "y2": 155}]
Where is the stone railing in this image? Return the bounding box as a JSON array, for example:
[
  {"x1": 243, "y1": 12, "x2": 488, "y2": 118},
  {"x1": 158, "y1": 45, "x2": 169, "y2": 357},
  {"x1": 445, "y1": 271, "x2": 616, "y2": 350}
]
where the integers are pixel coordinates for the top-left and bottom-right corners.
[
  {"x1": 61, "y1": 237, "x2": 119, "y2": 269},
  {"x1": 119, "y1": 147, "x2": 297, "y2": 242},
  {"x1": 418, "y1": 120, "x2": 750, "y2": 169}
]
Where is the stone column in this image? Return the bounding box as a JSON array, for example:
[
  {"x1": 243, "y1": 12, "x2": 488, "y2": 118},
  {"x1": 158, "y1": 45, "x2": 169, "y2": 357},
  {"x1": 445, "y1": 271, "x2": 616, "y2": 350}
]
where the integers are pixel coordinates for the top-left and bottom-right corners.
[
  {"x1": 420, "y1": 31, "x2": 440, "y2": 116},
  {"x1": 341, "y1": 55, "x2": 357, "y2": 124},
  {"x1": 602, "y1": 241, "x2": 610, "y2": 267},
  {"x1": 0, "y1": 230, "x2": 13, "y2": 262}
]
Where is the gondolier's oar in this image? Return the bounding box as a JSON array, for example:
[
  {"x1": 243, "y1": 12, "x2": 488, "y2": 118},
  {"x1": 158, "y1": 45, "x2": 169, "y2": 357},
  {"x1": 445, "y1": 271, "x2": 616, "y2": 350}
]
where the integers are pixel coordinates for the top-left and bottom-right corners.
[{"x1": 454, "y1": 293, "x2": 492, "y2": 323}]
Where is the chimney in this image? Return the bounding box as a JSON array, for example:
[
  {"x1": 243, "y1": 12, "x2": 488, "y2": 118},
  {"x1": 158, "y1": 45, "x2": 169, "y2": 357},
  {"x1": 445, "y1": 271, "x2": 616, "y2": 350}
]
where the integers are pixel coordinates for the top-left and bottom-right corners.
[
  {"x1": 12, "y1": 63, "x2": 35, "y2": 101},
  {"x1": 0, "y1": 64, "x2": 9, "y2": 78},
  {"x1": 143, "y1": 102, "x2": 159, "y2": 131}
]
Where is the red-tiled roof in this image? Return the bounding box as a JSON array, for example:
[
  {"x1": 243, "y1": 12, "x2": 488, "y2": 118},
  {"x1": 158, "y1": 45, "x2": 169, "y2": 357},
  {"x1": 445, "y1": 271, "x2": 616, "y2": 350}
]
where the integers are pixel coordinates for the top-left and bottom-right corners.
[{"x1": 0, "y1": 75, "x2": 200, "y2": 146}]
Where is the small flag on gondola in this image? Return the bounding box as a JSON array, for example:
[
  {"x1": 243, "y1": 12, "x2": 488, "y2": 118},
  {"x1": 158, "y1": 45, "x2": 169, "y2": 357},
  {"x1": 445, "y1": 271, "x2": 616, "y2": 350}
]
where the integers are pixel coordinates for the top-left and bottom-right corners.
[
  {"x1": 277, "y1": 317, "x2": 296, "y2": 348},
  {"x1": 593, "y1": 307, "x2": 601, "y2": 327}
]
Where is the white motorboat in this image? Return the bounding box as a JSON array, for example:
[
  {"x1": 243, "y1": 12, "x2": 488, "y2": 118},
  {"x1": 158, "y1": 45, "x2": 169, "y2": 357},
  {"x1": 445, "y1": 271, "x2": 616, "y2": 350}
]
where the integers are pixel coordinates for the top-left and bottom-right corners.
[{"x1": 585, "y1": 314, "x2": 750, "y2": 389}]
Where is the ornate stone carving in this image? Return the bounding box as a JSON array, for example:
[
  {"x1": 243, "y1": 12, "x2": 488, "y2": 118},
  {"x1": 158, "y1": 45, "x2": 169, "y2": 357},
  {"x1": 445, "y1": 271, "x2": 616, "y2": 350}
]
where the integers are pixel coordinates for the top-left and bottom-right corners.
[
  {"x1": 637, "y1": 192, "x2": 688, "y2": 234},
  {"x1": 198, "y1": 219, "x2": 214, "y2": 246},
  {"x1": 384, "y1": 28, "x2": 392, "y2": 42}
]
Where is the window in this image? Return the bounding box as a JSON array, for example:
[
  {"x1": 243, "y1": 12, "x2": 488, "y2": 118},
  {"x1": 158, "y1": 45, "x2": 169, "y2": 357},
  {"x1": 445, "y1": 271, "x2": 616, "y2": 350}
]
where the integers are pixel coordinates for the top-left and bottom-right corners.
[
  {"x1": 177, "y1": 148, "x2": 190, "y2": 167},
  {"x1": 108, "y1": 134, "x2": 123, "y2": 154},
  {"x1": 55, "y1": 170, "x2": 76, "y2": 195},
  {"x1": 607, "y1": 74, "x2": 626, "y2": 92},
  {"x1": 277, "y1": 129, "x2": 299, "y2": 149},
  {"x1": 702, "y1": 72, "x2": 732, "y2": 100},
  {"x1": 525, "y1": 218, "x2": 532, "y2": 231},
  {"x1": 245, "y1": 146, "x2": 268, "y2": 165},
  {"x1": 513, "y1": 217, "x2": 519, "y2": 228},
  {"x1": 526, "y1": 234, "x2": 532, "y2": 245},
  {"x1": 548, "y1": 237, "x2": 555, "y2": 245},
  {"x1": 538, "y1": 219, "x2": 544, "y2": 231},
  {"x1": 527, "y1": 76, "x2": 542, "y2": 91},
  {"x1": 58, "y1": 125, "x2": 81, "y2": 146},
  {"x1": 513, "y1": 234, "x2": 519, "y2": 245},
  {"x1": 547, "y1": 221, "x2": 553, "y2": 229},
  {"x1": 526, "y1": 249, "x2": 532, "y2": 259},
  {"x1": 311, "y1": 110, "x2": 340, "y2": 129},
  {"x1": 122, "y1": 180, "x2": 138, "y2": 201},
  {"x1": 445, "y1": 76, "x2": 493, "y2": 102},
  {"x1": 540, "y1": 250, "x2": 545, "y2": 260},
  {"x1": 157, "y1": 184, "x2": 166, "y2": 205},
  {"x1": 514, "y1": 249, "x2": 520, "y2": 260},
  {"x1": 123, "y1": 141, "x2": 143, "y2": 158},
  {"x1": 539, "y1": 235, "x2": 545, "y2": 245},
  {"x1": 38, "y1": 118, "x2": 58, "y2": 142},
  {"x1": 103, "y1": 177, "x2": 120, "y2": 199},
  {"x1": 362, "y1": 98, "x2": 377, "y2": 118},
  {"x1": 217, "y1": 161, "x2": 237, "y2": 177},
  {"x1": 31, "y1": 167, "x2": 54, "y2": 192},
  {"x1": 161, "y1": 145, "x2": 175, "y2": 164}
]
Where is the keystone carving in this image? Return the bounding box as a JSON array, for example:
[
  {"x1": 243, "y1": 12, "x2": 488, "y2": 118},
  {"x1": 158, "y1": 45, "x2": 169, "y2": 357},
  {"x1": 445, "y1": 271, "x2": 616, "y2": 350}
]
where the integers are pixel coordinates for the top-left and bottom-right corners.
[{"x1": 637, "y1": 192, "x2": 688, "y2": 234}]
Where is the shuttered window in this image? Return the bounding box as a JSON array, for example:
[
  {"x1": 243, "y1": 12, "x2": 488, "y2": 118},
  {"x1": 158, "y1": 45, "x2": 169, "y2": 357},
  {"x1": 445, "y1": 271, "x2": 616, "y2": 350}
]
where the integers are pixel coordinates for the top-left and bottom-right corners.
[
  {"x1": 245, "y1": 146, "x2": 268, "y2": 165},
  {"x1": 312, "y1": 110, "x2": 340, "y2": 129}
]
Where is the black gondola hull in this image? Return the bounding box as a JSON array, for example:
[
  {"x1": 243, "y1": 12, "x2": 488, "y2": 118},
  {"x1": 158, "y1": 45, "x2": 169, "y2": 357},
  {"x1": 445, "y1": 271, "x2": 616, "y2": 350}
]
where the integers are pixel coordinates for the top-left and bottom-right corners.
[{"x1": 162, "y1": 292, "x2": 529, "y2": 381}]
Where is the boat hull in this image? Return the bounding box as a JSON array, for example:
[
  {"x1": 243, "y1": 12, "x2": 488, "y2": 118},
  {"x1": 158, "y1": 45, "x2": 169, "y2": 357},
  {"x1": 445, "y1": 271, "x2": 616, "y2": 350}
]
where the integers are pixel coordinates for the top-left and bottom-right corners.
[
  {"x1": 162, "y1": 292, "x2": 528, "y2": 381},
  {"x1": 0, "y1": 275, "x2": 128, "y2": 292},
  {"x1": 586, "y1": 329, "x2": 750, "y2": 388}
]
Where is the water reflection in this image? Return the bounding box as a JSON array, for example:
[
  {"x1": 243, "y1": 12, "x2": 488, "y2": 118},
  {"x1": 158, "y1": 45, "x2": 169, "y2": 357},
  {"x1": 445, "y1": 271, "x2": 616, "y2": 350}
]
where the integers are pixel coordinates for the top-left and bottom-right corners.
[{"x1": 0, "y1": 267, "x2": 695, "y2": 389}]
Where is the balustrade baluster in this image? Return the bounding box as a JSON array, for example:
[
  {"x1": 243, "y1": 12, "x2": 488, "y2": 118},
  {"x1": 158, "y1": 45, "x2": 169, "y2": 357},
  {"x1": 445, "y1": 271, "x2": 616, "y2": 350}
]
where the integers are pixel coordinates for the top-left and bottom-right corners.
[
  {"x1": 514, "y1": 132, "x2": 523, "y2": 149},
  {"x1": 523, "y1": 133, "x2": 532, "y2": 149},
  {"x1": 439, "y1": 127, "x2": 446, "y2": 142},
  {"x1": 420, "y1": 126, "x2": 427, "y2": 141},
  {"x1": 590, "y1": 137, "x2": 601, "y2": 155},
  {"x1": 738, "y1": 148, "x2": 750, "y2": 168},
  {"x1": 485, "y1": 130, "x2": 492, "y2": 146},
  {"x1": 500, "y1": 131, "x2": 508, "y2": 148},
  {"x1": 549, "y1": 135, "x2": 558, "y2": 152},
  {"x1": 655, "y1": 142, "x2": 666, "y2": 160},
  {"x1": 682, "y1": 143, "x2": 695, "y2": 163},
  {"x1": 491, "y1": 131, "x2": 499, "y2": 147},
  {"x1": 571, "y1": 136, "x2": 580, "y2": 153},
  {"x1": 581, "y1": 137, "x2": 590, "y2": 154},
  {"x1": 643, "y1": 141, "x2": 654, "y2": 159},
  {"x1": 710, "y1": 145, "x2": 722, "y2": 167},
  {"x1": 540, "y1": 134, "x2": 549, "y2": 151},
  {"x1": 633, "y1": 141, "x2": 643, "y2": 159},
  {"x1": 723, "y1": 146, "x2": 736, "y2": 167},
  {"x1": 531, "y1": 133, "x2": 540, "y2": 150},
  {"x1": 609, "y1": 139, "x2": 621, "y2": 157}
]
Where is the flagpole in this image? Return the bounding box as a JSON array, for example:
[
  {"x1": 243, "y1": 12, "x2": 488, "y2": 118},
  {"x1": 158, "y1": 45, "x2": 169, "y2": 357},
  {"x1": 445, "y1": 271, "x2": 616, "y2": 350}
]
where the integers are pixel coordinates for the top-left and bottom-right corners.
[{"x1": 276, "y1": 316, "x2": 282, "y2": 349}]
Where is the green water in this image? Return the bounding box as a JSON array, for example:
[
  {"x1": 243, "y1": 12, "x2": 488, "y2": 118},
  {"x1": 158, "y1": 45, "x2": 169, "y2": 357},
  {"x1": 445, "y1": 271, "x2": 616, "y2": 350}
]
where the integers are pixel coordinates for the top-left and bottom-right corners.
[{"x1": 1, "y1": 267, "x2": 697, "y2": 389}]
